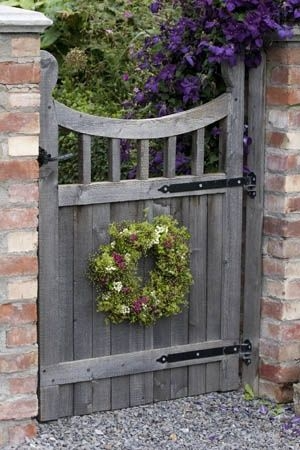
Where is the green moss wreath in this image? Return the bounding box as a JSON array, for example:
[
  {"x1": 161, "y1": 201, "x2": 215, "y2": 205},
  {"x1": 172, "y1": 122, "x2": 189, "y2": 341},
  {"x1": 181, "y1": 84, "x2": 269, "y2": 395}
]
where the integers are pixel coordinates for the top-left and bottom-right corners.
[{"x1": 88, "y1": 215, "x2": 193, "y2": 326}]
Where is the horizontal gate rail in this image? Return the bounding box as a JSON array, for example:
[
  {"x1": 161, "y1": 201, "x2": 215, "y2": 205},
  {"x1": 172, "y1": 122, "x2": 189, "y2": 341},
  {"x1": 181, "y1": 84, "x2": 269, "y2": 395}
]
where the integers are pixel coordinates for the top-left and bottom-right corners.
[{"x1": 40, "y1": 340, "x2": 238, "y2": 388}]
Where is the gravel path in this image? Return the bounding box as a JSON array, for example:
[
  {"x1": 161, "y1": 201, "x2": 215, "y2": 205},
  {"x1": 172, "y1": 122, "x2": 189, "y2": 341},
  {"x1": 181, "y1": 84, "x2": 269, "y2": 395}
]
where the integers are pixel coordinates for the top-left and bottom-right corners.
[{"x1": 6, "y1": 390, "x2": 300, "y2": 449}]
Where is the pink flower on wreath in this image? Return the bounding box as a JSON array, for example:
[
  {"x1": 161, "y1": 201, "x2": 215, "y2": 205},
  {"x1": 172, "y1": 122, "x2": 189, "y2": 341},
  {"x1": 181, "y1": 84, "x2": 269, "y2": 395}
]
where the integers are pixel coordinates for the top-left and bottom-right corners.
[
  {"x1": 132, "y1": 296, "x2": 149, "y2": 313},
  {"x1": 122, "y1": 286, "x2": 131, "y2": 294},
  {"x1": 112, "y1": 252, "x2": 126, "y2": 270},
  {"x1": 129, "y1": 233, "x2": 138, "y2": 242}
]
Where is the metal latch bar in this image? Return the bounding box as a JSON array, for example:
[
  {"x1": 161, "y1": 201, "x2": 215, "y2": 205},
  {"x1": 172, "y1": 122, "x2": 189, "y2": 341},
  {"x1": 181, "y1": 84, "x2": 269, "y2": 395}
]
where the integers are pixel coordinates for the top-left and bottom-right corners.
[
  {"x1": 157, "y1": 339, "x2": 252, "y2": 366},
  {"x1": 159, "y1": 172, "x2": 256, "y2": 198}
]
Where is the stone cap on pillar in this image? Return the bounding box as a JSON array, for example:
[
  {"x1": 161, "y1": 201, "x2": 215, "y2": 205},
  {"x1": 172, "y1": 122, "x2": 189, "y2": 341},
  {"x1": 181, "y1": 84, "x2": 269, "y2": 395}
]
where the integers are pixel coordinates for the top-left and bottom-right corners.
[{"x1": 0, "y1": 5, "x2": 52, "y2": 33}]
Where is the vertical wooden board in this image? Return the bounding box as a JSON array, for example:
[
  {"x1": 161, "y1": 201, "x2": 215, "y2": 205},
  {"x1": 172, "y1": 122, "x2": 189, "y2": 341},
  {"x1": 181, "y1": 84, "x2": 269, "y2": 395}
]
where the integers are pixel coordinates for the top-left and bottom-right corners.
[
  {"x1": 187, "y1": 196, "x2": 207, "y2": 396},
  {"x1": 73, "y1": 205, "x2": 94, "y2": 415},
  {"x1": 152, "y1": 200, "x2": 171, "y2": 402},
  {"x1": 91, "y1": 204, "x2": 112, "y2": 412},
  {"x1": 243, "y1": 57, "x2": 265, "y2": 390},
  {"x1": 110, "y1": 201, "x2": 138, "y2": 410},
  {"x1": 170, "y1": 198, "x2": 188, "y2": 399},
  {"x1": 39, "y1": 52, "x2": 60, "y2": 421},
  {"x1": 58, "y1": 206, "x2": 74, "y2": 417},
  {"x1": 206, "y1": 194, "x2": 223, "y2": 392}
]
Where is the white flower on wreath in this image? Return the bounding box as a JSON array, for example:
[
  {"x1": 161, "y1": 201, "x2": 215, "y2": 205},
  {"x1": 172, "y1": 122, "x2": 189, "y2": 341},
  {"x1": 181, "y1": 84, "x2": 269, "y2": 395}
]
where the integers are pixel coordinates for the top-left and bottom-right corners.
[
  {"x1": 106, "y1": 265, "x2": 117, "y2": 273},
  {"x1": 124, "y1": 253, "x2": 131, "y2": 263},
  {"x1": 112, "y1": 281, "x2": 123, "y2": 292},
  {"x1": 121, "y1": 305, "x2": 130, "y2": 315},
  {"x1": 155, "y1": 225, "x2": 168, "y2": 235}
]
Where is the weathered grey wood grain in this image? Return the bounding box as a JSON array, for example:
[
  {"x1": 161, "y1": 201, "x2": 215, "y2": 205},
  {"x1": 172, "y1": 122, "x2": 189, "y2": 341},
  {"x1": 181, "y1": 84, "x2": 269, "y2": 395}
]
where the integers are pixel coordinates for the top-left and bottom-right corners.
[
  {"x1": 78, "y1": 134, "x2": 91, "y2": 184},
  {"x1": 187, "y1": 196, "x2": 207, "y2": 396},
  {"x1": 243, "y1": 55, "x2": 265, "y2": 391},
  {"x1": 73, "y1": 206, "x2": 94, "y2": 415},
  {"x1": 39, "y1": 51, "x2": 60, "y2": 421},
  {"x1": 108, "y1": 138, "x2": 121, "y2": 182},
  {"x1": 137, "y1": 140, "x2": 149, "y2": 180},
  {"x1": 220, "y1": 60, "x2": 245, "y2": 391},
  {"x1": 164, "y1": 137, "x2": 176, "y2": 178},
  {"x1": 54, "y1": 93, "x2": 230, "y2": 139},
  {"x1": 58, "y1": 207, "x2": 74, "y2": 417},
  {"x1": 191, "y1": 129, "x2": 205, "y2": 176},
  {"x1": 58, "y1": 174, "x2": 229, "y2": 207},
  {"x1": 91, "y1": 204, "x2": 112, "y2": 412},
  {"x1": 40, "y1": 339, "x2": 236, "y2": 387}
]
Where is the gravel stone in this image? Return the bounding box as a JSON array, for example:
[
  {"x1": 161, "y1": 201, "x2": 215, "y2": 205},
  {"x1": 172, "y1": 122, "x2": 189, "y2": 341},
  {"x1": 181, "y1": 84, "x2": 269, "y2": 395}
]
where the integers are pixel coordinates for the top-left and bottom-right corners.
[{"x1": 5, "y1": 390, "x2": 300, "y2": 449}]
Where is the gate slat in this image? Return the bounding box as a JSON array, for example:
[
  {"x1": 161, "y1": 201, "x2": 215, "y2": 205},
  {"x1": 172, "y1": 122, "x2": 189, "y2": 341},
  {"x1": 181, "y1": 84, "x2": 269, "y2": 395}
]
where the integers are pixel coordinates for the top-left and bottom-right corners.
[
  {"x1": 58, "y1": 206, "x2": 74, "y2": 417},
  {"x1": 91, "y1": 204, "x2": 112, "y2": 412},
  {"x1": 191, "y1": 129, "x2": 205, "y2": 175},
  {"x1": 137, "y1": 140, "x2": 149, "y2": 180},
  {"x1": 73, "y1": 206, "x2": 94, "y2": 415},
  {"x1": 79, "y1": 134, "x2": 91, "y2": 184},
  {"x1": 164, "y1": 137, "x2": 176, "y2": 178},
  {"x1": 108, "y1": 138, "x2": 121, "y2": 182},
  {"x1": 206, "y1": 194, "x2": 224, "y2": 392},
  {"x1": 187, "y1": 196, "x2": 207, "y2": 396}
]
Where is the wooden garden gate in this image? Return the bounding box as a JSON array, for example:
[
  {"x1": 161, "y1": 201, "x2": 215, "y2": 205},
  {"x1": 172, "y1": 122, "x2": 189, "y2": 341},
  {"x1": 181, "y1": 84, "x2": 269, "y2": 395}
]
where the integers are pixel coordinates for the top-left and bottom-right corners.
[{"x1": 38, "y1": 51, "x2": 251, "y2": 421}]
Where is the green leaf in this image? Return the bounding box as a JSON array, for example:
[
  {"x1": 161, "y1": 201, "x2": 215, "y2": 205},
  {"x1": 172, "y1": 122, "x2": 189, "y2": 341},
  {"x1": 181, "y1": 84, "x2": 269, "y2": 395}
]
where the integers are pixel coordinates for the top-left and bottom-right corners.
[
  {"x1": 41, "y1": 28, "x2": 61, "y2": 48},
  {"x1": 243, "y1": 383, "x2": 255, "y2": 401}
]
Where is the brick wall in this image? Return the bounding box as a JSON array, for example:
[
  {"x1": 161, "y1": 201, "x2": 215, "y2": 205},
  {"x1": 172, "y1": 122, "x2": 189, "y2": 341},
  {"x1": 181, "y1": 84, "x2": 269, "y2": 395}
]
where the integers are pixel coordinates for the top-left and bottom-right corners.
[
  {"x1": 260, "y1": 32, "x2": 300, "y2": 402},
  {"x1": 0, "y1": 6, "x2": 51, "y2": 446}
]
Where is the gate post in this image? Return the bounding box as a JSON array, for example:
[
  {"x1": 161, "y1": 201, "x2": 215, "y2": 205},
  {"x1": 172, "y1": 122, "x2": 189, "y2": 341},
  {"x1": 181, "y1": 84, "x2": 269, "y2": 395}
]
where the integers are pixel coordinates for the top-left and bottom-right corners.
[
  {"x1": 260, "y1": 29, "x2": 300, "y2": 402},
  {"x1": 0, "y1": 6, "x2": 51, "y2": 446}
]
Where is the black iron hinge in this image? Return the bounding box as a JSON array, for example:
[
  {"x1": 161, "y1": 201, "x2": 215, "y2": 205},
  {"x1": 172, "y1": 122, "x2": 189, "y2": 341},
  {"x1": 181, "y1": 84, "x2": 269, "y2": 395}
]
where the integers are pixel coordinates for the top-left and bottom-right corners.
[
  {"x1": 159, "y1": 172, "x2": 256, "y2": 198},
  {"x1": 38, "y1": 147, "x2": 74, "y2": 167},
  {"x1": 157, "y1": 339, "x2": 252, "y2": 366}
]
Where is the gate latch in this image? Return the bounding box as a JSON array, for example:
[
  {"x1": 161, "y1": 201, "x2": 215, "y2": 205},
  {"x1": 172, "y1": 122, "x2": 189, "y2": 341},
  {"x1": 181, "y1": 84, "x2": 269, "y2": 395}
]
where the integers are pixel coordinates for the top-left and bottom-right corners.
[
  {"x1": 157, "y1": 339, "x2": 252, "y2": 366},
  {"x1": 159, "y1": 172, "x2": 256, "y2": 199},
  {"x1": 38, "y1": 147, "x2": 74, "y2": 167}
]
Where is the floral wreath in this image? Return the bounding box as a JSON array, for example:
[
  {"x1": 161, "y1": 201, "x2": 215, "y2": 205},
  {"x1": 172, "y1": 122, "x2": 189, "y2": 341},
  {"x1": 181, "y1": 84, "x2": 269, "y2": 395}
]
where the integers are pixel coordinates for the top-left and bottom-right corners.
[{"x1": 88, "y1": 215, "x2": 193, "y2": 326}]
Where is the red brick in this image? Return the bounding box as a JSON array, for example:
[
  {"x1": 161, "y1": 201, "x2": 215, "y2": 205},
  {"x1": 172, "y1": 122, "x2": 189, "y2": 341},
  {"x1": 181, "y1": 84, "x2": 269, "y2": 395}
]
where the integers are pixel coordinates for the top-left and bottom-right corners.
[
  {"x1": 265, "y1": 174, "x2": 285, "y2": 192},
  {"x1": 0, "y1": 303, "x2": 36, "y2": 325},
  {"x1": 0, "y1": 208, "x2": 38, "y2": 230},
  {"x1": 267, "y1": 237, "x2": 300, "y2": 258},
  {"x1": 264, "y1": 217, "x2": 300, "y2": 237},
  {"x1": 0, "y1": 160, "x2": 39, "y2": 181},
  {"x1": 287, "y1": 197, "x2": 300, "y2": 213},
  {"x1": 267, "y1": 47, "x2": 300, "y2": 65},
  {"x1": 6, "y1": 325, "x2": 37, "y2": 347},
  {"x1": 266, "y1": 153, "x2": 299, "y2": 172},
  {"x1": 261, "y1": 298, "x2": 283, "y2": 320},
  {"x1": 260, "y1": 361, "x2": 300, "y2": 383},
  {"x1": 0, "y1": 112, "x2": 39, "y2": 133},
  {"x1": 9, "y1": 183, "x2": 38, "y2": 203},
  {"x1": 0, "y1": 398, "x2": 38, "y2": 420},
  {"x1": 0, "y1": 256, "x2": 37, "y2": 276},
  {"x1": 263, "y1": 257, "x2": 285, "y2": 277},
  {"x1": 0, "y1": 351, "x2": 38, "y2": 373},
  {"x1": 266, "y1": 131, "x2": 286, "y2": 148},
  {"x1": 0, "y1": 62, "x2": 40, "y2": 84},
  {"x1": 261, "y1": 319, "x2": 300, "y2": 341},
  {"x1": 259, "y1": 379, "x2": 293, "y2": 403},
  {"x1": 288, "y1": 110, "x2": 300, "y2": 128},
  {"x1": 8, "y1": 422, "x2": 37, "y2": 445},
  {"x1": 9, "y1": 376, "x2": 37, "y2": 395},
  {"x1": 267, "y1": 87, "x2": 300, "y2": 106},
  {"x1": 271, "y1": 66, "x2": 300, "y2": 85}
]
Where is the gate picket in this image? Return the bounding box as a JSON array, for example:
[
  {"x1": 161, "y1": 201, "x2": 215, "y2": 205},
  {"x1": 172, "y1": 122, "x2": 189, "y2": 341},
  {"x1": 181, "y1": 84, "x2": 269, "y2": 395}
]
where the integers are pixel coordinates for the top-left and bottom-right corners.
[{"x1": 39, "y1": 51, "x2": 247, "y2": 421}]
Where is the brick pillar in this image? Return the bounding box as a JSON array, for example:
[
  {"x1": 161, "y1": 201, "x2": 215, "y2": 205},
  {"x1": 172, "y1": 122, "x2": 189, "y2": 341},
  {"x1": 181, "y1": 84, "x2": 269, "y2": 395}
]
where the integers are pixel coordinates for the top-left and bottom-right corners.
[
  {"x1": 0, "y1": 6, "x2": 51, "y2": 446},
  {"x1": 260, "y1": 30, "x2": 300, "y2": 403}
]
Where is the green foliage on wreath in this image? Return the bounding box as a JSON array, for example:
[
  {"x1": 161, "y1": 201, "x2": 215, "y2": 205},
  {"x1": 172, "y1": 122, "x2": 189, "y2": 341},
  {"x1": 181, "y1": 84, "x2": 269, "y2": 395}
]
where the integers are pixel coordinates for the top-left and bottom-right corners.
[{"x1": 88, "y1": 215, "x2": 193, "y2": 326}]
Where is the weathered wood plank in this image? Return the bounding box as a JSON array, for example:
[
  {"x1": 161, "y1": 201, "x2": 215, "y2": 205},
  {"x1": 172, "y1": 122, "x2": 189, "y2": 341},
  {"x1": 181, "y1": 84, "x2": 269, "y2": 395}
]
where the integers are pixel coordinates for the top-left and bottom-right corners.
[
  {"x1": 164, "y1": 136, "x2": 176, "y2": 178},
  {"x1": 191, "y1": 129, "x2": 205, "y2": 176},
  {"x1": 58, "y1": 174, "x2": 229, "y2": 207},
  {"x1": 58, "y1": 206, "x2": 74, "y2": 417},
  {"x1": 187, "y1": 196, "x2": 207, "y2": 396},
  {"x1": 91, "y1": 204, "x2": 112, "y2": 412},
  {"x1": 39, "y1": 51, "x2": 60, "y2": 421},
  {"x1": 137, "y1": 140, "x2": 149, "y2": 180},
  {"x1": 206, "y1": 194, "x2": 224, "y2": 392},
  {"x1": 78, "y1": 134, "x2": 91, "y2": 184},
  {"x1": 73, "y1": 206, "x2": 94, "y2": 415},
  {"x1": 243, "y1": 55, "x2": 265, "y2": 391},
  {"x1": 40, "y1": 339, "x2": 237, "y2": 387},
  {"x1": 108, "y1": 138, "x2": 121, "y2": 182},
  {"x1": 54, "y1": 93, "x2": 230, "y2": 139}
]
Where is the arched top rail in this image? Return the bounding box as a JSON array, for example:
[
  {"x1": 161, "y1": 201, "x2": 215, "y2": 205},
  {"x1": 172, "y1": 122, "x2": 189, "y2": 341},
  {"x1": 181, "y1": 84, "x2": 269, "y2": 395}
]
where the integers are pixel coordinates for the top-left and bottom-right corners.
[{"x1": 54, "y1": 93, "x2": 230, "y2": 140}]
